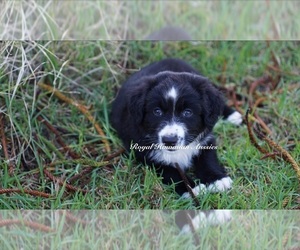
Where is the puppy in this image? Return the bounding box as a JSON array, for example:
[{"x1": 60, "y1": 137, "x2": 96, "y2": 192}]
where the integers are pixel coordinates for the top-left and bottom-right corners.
[{"x1": 111, "y1": 58, "x2": 242, "y2": 197}]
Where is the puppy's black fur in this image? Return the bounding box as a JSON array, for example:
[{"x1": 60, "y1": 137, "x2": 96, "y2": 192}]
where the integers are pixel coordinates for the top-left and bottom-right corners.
[{"x1": 111, "y1": 58, "x2": 237, "y2": 196}]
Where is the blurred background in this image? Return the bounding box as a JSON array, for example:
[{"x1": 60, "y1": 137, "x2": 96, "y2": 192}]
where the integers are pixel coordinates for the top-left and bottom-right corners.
[{"x1": 1, "y1": 0, "x2": 299, "y2": 40}]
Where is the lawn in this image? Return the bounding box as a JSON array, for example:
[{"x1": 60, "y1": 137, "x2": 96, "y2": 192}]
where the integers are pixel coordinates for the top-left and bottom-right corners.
[
  {"x1": 0, "y1": 210, "x2": 299, "y2": 249},
  {"x1": 0, "y1": 41, "x2": 299, "y2": 210},
  {"x1": 1, "y1": 1, "x2": 300, "y2": 40}
]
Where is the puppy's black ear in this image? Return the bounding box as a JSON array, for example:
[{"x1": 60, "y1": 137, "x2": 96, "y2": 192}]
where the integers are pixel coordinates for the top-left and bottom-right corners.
[
  {"x1": 128, "y1": 77, "x2": 153, "y2": 125},
  {"x1": 204, "y1": 85, "x2": 225, "y2": 129},
  {"x1": 191, "y1": 75, "x2": 225, "y2": 130}
]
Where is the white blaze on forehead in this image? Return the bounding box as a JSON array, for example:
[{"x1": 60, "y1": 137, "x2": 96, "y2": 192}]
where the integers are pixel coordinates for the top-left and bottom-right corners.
[
  {"x1": 165, "y1": 87, "x2": 178, "y2": 100},
  {"x1": 158, "y1": 123, "x2": 185, "y2": 139}
]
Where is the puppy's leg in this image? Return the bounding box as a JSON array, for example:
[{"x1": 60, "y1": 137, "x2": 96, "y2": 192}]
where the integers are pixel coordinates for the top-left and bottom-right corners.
[
  {"x1": 193, "y1": 148, "x2": 232, "y2": 193},
  {"x1": 222, "y1": 105, "x2": 243, "y2": 126},
  {"x1": 157, "y1": 166, "x2": 197, "y2": 196}
]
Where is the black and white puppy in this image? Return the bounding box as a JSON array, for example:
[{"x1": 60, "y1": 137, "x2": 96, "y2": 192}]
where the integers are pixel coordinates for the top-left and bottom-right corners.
[{"x1": 111, "y1": 58, "x2": 242, "y2": 197}]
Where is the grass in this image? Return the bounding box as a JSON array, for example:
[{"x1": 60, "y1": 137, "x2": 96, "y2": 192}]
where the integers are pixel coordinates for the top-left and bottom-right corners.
[
  {"x1": 0, "y1": 210, "x2": 299, "y2": 249},
  {"x1": 0, "y1": 41, "x2": 299, "y2": 211},
  {"x1": 1, "y1": 1, "x2": 300, "y2": 40}
]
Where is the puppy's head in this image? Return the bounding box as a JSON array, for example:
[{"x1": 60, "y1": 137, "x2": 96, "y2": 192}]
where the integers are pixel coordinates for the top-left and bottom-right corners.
[{"x1": 129, "y1": 72, "x2": 224, "y2": 150}]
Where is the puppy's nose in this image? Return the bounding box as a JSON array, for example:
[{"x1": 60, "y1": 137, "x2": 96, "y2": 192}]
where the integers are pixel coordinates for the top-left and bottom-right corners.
[{"x1": 162, "y1": 135, "x2": 178, "y2": 147}]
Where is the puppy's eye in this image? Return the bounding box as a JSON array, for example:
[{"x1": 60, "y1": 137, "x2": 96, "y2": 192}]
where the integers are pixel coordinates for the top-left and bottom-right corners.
[
  {"x1": 153, "y1": 108, "x2": 163, "y2": 116},
  {"x1": 182, "y1": 109, "x2": 193, "y2": 117}
]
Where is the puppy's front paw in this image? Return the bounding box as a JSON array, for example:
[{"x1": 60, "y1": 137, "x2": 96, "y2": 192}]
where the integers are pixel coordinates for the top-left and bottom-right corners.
[
  {"x1": 207, "y1": 177, "x2": 232, "y2": 193},
  {"x1": 180, "y1": 212, "x2": 207, "y2": 234},
  {"x1": 180, "y1": 210, "x2": 232, "y2": 234},
  {"x1": 181, "y1": 183, "x2": 206, "y2": 199},
  {"x1": 206, "y1": 210, "x2": 232, "y2": 226},
  {"x1": 226, "y1": 111, "x2": 243, "y2": 125}
]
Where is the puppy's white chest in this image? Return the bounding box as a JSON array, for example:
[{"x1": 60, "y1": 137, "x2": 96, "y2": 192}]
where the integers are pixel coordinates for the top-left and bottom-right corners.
[
  {"x1": 149, "y1": 141, "x2": 200, "y2": 170},
  {"x1": 165, "y1": 148, "x2": 198, "y2": 169}
]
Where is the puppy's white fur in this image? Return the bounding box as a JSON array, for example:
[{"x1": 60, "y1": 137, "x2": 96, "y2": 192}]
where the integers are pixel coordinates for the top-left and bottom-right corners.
[
  {"x1": 181, "y1": 183, "x2": 206, "y2": 199},
  {"x1": 166, "y1": 87, "x2": 178, "y2": 100},
  {"x1": 181, "y1": 177, "x2": 232, "y2": 198},
  {"x1": 180, "y1": 210, "x2": 232, "y2": 234},
  {"x1": 206, "y1": 210, "x2": 232, "y2": 226},
  {"x1": 158, "y1": 123, "x2": 185, "y2": 146},
  {"x1": 180, "y1": 212, "x2": 207, "y2": 234},
  {"x1": 226, "y1": 111, "x2": 243, "y2": 125},
  {"x1": 207, "y1": 177, "x2": 233, "y2": 193},
  {"x1": 150, "y1": 133, "x2": 214, "y2": 170}
]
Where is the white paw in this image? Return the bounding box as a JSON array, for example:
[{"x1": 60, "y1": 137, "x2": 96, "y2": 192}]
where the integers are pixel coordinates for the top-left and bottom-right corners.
[
  {"x1": 206, "y1": 210, "x2": 232, "y2": 226},
  {"x1": 226, "y1": 111, "x2": 243, "y2": 125},
  {"x1": 181, "y1": 184, "x2": 206, "y2": 199},
  {"x1": 207, "y1": 177, "x2": 232, "y2": 193},
  {"x1": 180, "y1": 212, "x2": 207, "y2": 234},
  {"x1": 180, "y1": 210, "x2": 232, "y2": 234}
]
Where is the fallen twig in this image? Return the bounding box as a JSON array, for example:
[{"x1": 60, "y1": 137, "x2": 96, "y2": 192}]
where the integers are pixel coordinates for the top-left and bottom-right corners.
[
  {"x1": 0, "y1": 219, "x2": 55, "y2": 232},
  {"x1": 37, "y1": 114, "x2": 81, "y2": 159},
  {"x1": 175, "y1": 163, "x2": 200, "y2": 207},
  {"x1": 59, "y1": 210, "x2": 88, "y2": 225},
  {"x1": 255, "y1": 128, "x2": 300, "y2": 182},
  {"x1": 43, "y1": 168, "x2": 88, "y2": 194},
  {"x1": 230, "y1": 89, "x2": 244, "y2": 115},
  {"x1": 249, "y1": 75, "x2": 272, "y2": 105},
  {"x1": 245, "y1": 108, "x2": 300, "y2": 183},
  {"x1": 252, "y1": 97, "x2": 268, "y2": 111},
  {"x1": 266, "y1": 41, "x2": 281, "y2": 90},
  {"x1": 67, "y1": 167, "x2": 93, "y2": 184},
  {"x1": 266, "y1": 65, "x2": 299, "y2": 77},
  {"x1": 253, "y1": 113, "x2": 272, "y2": 135},
  {"x1": 38, "y1": 82, "x2": 111, "y2": 153},
  {"x1": 185, "y1": 211, "x2": 200, "y2": 246},
  {"x1": 68, "y1": 148, "x2": 124, "y2": 184},
  {"x1": 245, "y1": 108, "x2": 269, "y2": 155},
  {"x1": 0, "y1": 188, "x2": 51, "y2": 198},
  {"x1": 104, "y1": 148, "x2": 125, "y2": 161},
  {"x1": 45, "y1": 159, "x2": 110, "y2": 186},
  {"x1": 46, "y1": 159, "x2": 109, "y2": 167},
  {"x1": 260, "y1": 152, "x2": 281, "y2": 160},
  {"x1": 0, "y1": 113, "x2": 14, "y2": 175}
]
